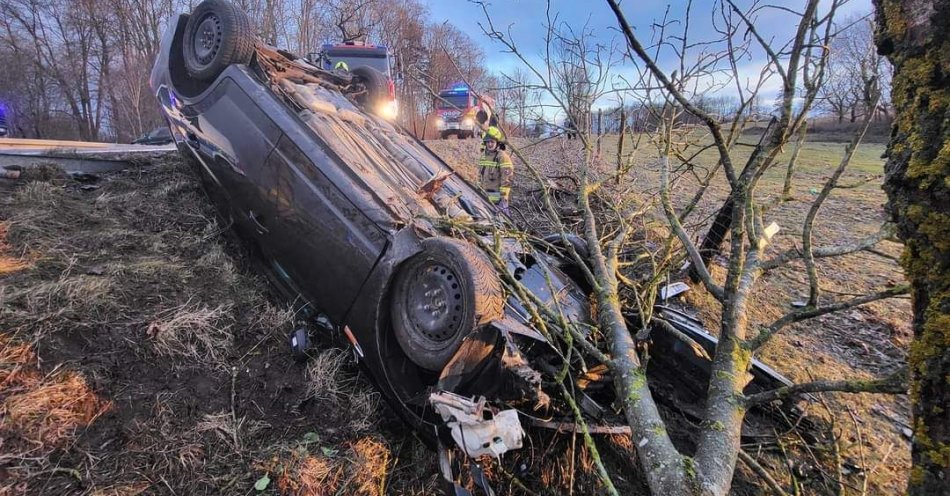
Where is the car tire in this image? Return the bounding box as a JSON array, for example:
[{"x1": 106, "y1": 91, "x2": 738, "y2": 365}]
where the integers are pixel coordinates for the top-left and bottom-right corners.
[
  {"x1": 391, "y1": 237, "x2": 504, "y2": 371},
  {"x1": 440, "y1": 130, "x2": 452, "y2": 140},
  {"x1": 182, "y1": 0, "x2": 255, "y2": 81},
  {"x1": 352, "y1": 66, "x2": 389, "y2": 114}
]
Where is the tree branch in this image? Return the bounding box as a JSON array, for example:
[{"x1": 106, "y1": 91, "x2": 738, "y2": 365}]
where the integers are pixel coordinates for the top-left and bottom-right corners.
[
  {"x1": 744, "y1": 368, "x2": 909, "y2": 407},
  {"x1": 660, "y1": 153, "x2": 724, "y2": 300},
  {"x1": 738, "y1": 450, "x2": 790, "y2": 496},
  {"x1": 760, "y1": 223, "x2": 895, "y2": 271},
  {"x1": 747, "y1": 284, "x2": 910, "y2": 350}
]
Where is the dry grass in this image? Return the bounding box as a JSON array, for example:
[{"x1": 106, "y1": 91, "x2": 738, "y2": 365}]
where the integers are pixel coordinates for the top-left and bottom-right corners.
[
  {"x1": 146, "y1": 302, "x2": 233, "y2": 365},
  {"x1": 1, "y1": 369, "x2": 111, "y2": 446},
  {"x1": 87, "y1": 483, "x2": 151, "y2": 496},
  {"x1": 306, "y1": 348, "x2": 381, "y2": 434},
  {"x1": 305, "y1": 348, "x2": 350, "y2": 401},
  {"x1": 0, "y1": 158, "x2": 408, "y2": 494},
  {"x1": 0, "y1": 335, "x2": 35, "y2": 388},
  {"x1": 0, "y1": 224, "x2": 30, "y2": 276},
  {"x1": 266, "y1": 434, "x2": 392, "y2": 496},
  {"x1": 0, "y1": 335, "x2": 111, "y2": 495}
]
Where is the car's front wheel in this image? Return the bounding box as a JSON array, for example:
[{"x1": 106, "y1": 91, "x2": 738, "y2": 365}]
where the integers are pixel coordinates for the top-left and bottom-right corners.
[
  {"x1": 182, "y1": 0, "x2": 255, "y2": 81},
  {"x1": 390, "y1": 237, "x2": 504, "y2": 371}
]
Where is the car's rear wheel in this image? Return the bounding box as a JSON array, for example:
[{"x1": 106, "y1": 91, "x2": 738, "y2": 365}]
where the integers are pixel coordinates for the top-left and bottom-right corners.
[
  {"x1": 183, "y1": 0, "x2": 255, "y2": 81},
  {"x1": 390, "y1": 237, "x2": 504, "y2": 371}
]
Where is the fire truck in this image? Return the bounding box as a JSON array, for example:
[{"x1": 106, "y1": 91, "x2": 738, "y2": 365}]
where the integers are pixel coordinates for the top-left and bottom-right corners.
[
  {"x1": 435, "y1": 83, "x2": 496, "y2": 139},
  {"x1": 310, "y1": 41, "x2": 398, "y2": 120}
]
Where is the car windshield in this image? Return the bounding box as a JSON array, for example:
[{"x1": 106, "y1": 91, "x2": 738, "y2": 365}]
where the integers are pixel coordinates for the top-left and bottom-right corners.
[
  {"x1": 324, "y1": 48, "x2": 390, "y2": 75},
  {"x1": 437, "y1": 94, "x2": 471, "y2": 110}
]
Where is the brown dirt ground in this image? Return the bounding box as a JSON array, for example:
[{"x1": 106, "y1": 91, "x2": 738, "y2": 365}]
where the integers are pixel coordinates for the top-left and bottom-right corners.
[
  {"x1": 0, "y1": 160, "x2": 441, "y2": 495},
  {"x1": 0, "y1": 129, "x2": 912, "y2": 495}
]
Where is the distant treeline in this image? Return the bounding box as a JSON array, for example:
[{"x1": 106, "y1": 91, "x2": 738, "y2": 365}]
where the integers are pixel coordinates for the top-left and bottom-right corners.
[{"x1": 0, "y1": 0, "x2": 493, "y2": 142}]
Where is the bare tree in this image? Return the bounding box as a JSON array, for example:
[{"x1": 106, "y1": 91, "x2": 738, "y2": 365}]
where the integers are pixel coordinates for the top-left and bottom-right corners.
[
  {"x1": 322, "y1": 0, "x2": 379, "y2": 42},
  {"x1": 106, "y1": 0, "x2": 179, "y2": 140},
  {"x1": 818, "y1": 14, "x2": 891, "y2": 123},
  {"x1": 0, "y1": 0, "x2": 118, "y2": 141},
  {"x1": 470, "y1": 1, "x2": 910, "y2": 494}
]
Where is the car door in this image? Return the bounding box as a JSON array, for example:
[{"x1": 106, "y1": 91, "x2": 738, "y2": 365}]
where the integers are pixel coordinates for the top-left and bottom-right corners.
[
  {"x1": 251, "y1": 133, "x2": 387, "y2": 321},
  {"x1": 181, "y1": 76, "x2": 281, "y2": 240}
]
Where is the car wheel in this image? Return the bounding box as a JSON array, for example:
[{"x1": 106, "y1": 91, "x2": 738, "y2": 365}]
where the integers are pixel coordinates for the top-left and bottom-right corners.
[
  {"x1": 351, "y1": 66, "x2": 389, "y2": 115},
  {"x1": 182, "y1": 0, "x2": 255, "y2": 81},
  {"x1": 391, "y1": 237, "x2": 504, "y2": 371},
  {"x1": 440, "y1": 131, "x2": 452, "y2": 140}
]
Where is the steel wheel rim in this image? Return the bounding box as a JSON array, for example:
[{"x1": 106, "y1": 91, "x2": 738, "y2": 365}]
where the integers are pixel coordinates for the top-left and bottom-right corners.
[
  {"x1": 193, "y1": 14, "x2": 222, "y2": 65},
  {"x1": 404, "y1": 262, "x2": 465, "y2": 344}
]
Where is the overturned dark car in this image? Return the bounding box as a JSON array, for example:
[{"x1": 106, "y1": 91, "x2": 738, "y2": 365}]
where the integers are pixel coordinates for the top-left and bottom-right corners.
[{"x1": 151, "y1": 0, "x2": 797, "y2": 477}]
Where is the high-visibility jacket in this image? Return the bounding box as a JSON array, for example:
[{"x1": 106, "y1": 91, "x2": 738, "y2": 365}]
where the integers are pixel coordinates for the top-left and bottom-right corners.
[{"x1": 478, "y1": 149, "x2": 513, "y2": 203}]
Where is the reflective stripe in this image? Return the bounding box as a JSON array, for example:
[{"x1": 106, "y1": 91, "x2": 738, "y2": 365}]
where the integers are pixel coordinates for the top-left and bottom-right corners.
[
  {"x1": 478, "y1": 159, "x2": 501, "y2": 168},
  {"x1": 498, "y1": 186, "x2": 511, "y2": 194}
]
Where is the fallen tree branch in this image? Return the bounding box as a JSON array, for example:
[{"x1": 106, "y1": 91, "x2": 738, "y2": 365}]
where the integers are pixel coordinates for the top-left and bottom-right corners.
[
  {"x1": 738, "y1": 449, "x2": 790, "y2": 496},
  {"x1": 660, "y1": 154, "x2": 725, "y2": 300},
  {"x1": 747, "y1": 284, "x2": 909, "y2": 350},
  {"x1": 744, "y1": 368, "x2": 909, "y2": 407},
  {"x1": 760, "y1": 224, "x2": 895, "y2": 271}
]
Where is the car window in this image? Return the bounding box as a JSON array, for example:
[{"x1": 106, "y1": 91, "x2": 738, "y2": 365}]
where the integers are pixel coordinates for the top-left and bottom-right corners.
[{"x1": 322, "y1": 47, "x2": 390, "y2": 75}]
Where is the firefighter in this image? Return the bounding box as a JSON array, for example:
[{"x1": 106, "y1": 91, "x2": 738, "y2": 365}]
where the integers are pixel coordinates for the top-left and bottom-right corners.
[{"x1": 478, "y1": 126, "x2": 513, "y2": 215}]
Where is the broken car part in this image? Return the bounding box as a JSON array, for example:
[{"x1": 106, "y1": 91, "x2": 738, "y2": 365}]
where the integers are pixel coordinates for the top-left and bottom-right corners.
[{"x1": 430, "y1": 392, "x2": 525, "y2": 459}]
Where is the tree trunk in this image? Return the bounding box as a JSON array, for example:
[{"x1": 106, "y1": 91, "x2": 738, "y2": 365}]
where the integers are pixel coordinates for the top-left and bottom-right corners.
[{"x1": 874, "y1": 1, "x2": 950, "y2": 493}]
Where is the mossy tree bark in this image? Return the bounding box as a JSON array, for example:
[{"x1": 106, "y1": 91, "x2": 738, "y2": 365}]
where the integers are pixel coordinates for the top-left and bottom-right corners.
[{"x1": 874, "y1": 0, "x2": 950, "y2": 492}]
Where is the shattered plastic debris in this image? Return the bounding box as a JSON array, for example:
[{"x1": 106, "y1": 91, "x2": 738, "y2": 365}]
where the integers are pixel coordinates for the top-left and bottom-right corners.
[
  {"x1": 430, "y1": 392, "x2": 525, "y2": 458},
  {"x1": 660, "y1": 281, "x2": 690, "y2": 300}
]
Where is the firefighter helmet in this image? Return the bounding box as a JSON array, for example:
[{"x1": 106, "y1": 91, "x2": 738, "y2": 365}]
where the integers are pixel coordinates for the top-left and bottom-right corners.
[
  {"x1": 483, "y1": 126, "x2": 504, "y2": 143},
  {"x1": 334, "y1": 60, "x2": 349, "y2": 71}
]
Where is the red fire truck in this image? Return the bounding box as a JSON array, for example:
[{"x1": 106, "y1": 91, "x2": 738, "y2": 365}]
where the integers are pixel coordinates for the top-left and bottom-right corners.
[{"x1": 434, "y1": 83, "x2": 496, "y2": 139}]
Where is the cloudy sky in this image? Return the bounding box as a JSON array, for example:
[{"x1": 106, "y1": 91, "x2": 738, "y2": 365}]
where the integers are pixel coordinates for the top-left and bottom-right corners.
[{"x1": 426, "y1": 0, "x2": 874, "y2": 113}]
